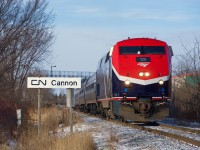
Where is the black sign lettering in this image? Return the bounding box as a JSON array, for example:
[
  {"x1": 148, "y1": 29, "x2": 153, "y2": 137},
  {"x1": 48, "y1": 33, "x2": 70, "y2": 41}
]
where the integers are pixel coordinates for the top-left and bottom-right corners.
[{"x1": 31, "y1": 80, "x2": 47, "y2": 86}]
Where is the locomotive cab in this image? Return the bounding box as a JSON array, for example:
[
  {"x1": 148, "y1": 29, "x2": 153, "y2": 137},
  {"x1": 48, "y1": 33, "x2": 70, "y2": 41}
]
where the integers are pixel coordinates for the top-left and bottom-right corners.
[{"x1": 110, "y1": 38, "x2": 173, "y2": 121}]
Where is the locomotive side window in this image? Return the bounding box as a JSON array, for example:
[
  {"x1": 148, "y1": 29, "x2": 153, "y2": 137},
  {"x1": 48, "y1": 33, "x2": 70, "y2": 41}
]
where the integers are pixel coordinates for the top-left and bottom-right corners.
[
  {"x1": 105, "y1": 52, "x2": 110, "y2": 63},
  {"x1": 86, "y1": 83, "x2": 94, "y2": 91},
  {"x1": 169, "y1": 46, "x2": 174, "y2": 56}
]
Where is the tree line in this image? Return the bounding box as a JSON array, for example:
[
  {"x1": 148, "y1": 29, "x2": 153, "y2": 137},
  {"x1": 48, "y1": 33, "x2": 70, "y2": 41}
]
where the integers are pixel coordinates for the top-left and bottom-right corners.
[
  {"x1": 173, "y1": 37, "x2": 200, "y2": 122},
  {"x1": 0, "y1": 0, "x2": 55, "y2": 142},
  {"x1": 0, "y1": 0, "x2": 54, "y2": 100}
]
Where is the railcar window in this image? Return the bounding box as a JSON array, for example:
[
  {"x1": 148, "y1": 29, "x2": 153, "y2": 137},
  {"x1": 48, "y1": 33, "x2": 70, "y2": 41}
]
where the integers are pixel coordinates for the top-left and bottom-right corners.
[
  {"x1": 86, "y1": 83, "x2": 94, "y2": 91},
  {"x1": 96, "y1": 84, "x2": 100, "y2": 96},
  {"x1": 119, "y1": 46, "x2": 165, "y2": 54}
]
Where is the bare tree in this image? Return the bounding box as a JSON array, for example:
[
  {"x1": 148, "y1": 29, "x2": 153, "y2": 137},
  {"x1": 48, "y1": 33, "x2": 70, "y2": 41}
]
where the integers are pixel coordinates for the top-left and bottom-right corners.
[
  {"x1": 0, "y1": 0, "x2": 54, "y2": 99},
  {"x1": 174, "y1": 37, "x2": 200, "y2": 121}
]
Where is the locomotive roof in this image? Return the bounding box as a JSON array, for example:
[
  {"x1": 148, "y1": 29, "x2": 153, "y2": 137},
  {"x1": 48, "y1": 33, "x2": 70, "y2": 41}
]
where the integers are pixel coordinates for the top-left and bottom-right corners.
[{"x1": 116, "y1": 38, "x2": 167, "y2": 46}]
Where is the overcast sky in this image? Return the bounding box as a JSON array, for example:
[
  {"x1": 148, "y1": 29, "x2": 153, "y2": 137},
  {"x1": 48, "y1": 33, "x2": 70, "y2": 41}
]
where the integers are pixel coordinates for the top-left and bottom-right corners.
[{"x1": 46, "y1": 0, "x2": 200, "y2": 72}]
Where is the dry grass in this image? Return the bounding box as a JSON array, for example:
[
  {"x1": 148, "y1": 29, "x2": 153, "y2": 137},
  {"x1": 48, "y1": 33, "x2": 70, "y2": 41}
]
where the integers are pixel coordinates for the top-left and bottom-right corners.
[
  {"x1": 54, "y1": 132, "x2": 96, "y2": 150},
  {"x1": 28, "y1": 107, "x2": 83, "y2": 128},
  {"x1": 106, "y1": 131, "x2": 119, "y2": 150},
  {"x1": 0, "y1": 144, "x2": 9, "y2": 150},
  {"x1": 16, "y1": 107, "x2": 96, "y2": 150},
  {"x1": 16, "y1": 127, "x2": 96, "y2": 150},
  {"x1": 28, "y1": 107, "x2": 63, "y2": 122}
]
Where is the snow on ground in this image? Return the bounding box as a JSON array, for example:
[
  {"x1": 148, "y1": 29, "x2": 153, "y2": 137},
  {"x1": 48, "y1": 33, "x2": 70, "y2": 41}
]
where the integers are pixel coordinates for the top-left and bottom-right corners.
[
  {"x1": 57, "y1": 113, "x2": 200, "y2": 150},
  {"x1": 145, "y1": 126, "x2": 200, "y2": 142}
]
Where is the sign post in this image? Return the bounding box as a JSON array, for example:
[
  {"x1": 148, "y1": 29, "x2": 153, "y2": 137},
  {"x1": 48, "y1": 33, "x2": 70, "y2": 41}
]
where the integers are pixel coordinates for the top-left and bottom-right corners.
[
  {"x1": 27, "y1": 77, "x2": 81, "y2": 136},
  {"x1": 67, "y1": 88, "x2": 73, "y2": 133},
  {"x1": 16, "y1": 109, "x2": 22, "y2": 127},
  {"x1": 38, "y1": 88, "x2": 41, "y2": 137}
]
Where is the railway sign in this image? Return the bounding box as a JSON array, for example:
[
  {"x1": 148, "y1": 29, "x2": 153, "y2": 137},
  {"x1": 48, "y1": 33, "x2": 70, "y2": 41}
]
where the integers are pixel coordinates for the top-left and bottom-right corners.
[{"x1": 27, "y1": 77, "x2": 81, "y2": 88}]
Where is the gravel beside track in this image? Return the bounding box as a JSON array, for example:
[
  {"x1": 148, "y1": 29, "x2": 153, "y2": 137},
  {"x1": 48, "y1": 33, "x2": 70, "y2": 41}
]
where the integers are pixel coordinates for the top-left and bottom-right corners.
[{"x1": 57, "y1": 113, "x2": 200, "y2": 149}]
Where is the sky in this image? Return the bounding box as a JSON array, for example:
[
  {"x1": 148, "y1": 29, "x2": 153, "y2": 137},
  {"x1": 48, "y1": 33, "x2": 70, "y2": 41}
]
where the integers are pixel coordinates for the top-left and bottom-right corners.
[{"x1": 46, "y1": 0, "x2": 200, "y2": 72}]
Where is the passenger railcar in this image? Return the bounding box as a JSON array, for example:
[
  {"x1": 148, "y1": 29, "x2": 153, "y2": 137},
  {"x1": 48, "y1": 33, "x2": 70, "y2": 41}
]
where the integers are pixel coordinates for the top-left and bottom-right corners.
[
  {"x1": 74, "y1": 82, "x2": 87, "y2": 111},
  {"x1": 74, "y1": 74, "x2": 97, "y2": 113},
  {"x1": 75, "y1": 37, "x2": 173, "y2": 122}
]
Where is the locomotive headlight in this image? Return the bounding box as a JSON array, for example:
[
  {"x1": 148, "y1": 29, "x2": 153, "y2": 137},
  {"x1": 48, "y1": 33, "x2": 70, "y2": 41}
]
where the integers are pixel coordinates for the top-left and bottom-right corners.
[
  {"x1": 125, "y1": 80, "x2": 130, "y2": 85},
  {"x1": 145, "y1": 72, "x2": 150, "y2": 77},
  {"x1": 159, "y1": 80, "x2": 164, "y2": 85},
  {"x1": 139, "y1": 72, "x2": 144, "y2": 77}
]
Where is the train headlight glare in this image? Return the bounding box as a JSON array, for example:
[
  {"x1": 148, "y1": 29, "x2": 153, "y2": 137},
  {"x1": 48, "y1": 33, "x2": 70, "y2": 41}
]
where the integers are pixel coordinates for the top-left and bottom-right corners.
[
  {"x1": 125, "y1": 80, "x2": 130, "y2": 85},
  {"x1": 159, "y1": 80, "x2": 164, "y2": 85},
  {"x1": 145, "y1": 72, "x2": 150, "y2": 77},
  {"x1": 139, "y1": 72, "x2": 144, "y2": 76}
]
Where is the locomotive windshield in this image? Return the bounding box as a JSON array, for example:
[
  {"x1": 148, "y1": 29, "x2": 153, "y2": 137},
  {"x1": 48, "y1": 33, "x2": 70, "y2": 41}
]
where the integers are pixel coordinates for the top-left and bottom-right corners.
[{"x1": 120, "y1": 46, "x2": 165, "y2": 54}]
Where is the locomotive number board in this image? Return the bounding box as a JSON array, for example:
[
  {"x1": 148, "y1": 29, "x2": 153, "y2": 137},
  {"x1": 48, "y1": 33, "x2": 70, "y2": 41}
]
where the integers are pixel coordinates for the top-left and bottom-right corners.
[{"x1": 136, "y1": 57, "x2": 151, "y2": 62}]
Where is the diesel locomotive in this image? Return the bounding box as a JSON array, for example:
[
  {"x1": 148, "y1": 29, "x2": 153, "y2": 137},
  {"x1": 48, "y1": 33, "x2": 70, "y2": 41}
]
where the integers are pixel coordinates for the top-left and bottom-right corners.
[{"x1": 75, "y1": 38, "x2": 173, "y2": 122}]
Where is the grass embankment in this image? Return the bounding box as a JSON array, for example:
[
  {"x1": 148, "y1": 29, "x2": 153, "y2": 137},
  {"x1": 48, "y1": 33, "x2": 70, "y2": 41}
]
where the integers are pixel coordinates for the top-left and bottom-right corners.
[{"x1": 15, "y1": 107, "x2": 96, "y2": 150}]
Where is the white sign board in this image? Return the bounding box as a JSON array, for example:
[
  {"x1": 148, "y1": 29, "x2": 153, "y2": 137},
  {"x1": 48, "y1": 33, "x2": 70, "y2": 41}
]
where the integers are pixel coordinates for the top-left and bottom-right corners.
[{"x1": 27, "y1": 77, "x2": 81, "y2": 88}]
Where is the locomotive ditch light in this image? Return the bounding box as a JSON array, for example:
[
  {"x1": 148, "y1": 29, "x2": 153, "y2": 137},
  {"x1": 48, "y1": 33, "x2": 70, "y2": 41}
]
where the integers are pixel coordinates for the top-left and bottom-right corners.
[
  {"x1": 139, "y1": 72, "x2": 144, "y2": 77},
  {"x1": 145, "y1": 72, "x2": 150, "y2": 77},
  {"x1": 125, "y1": 80, "x2": 130, "y2": 85},
  {"x1": 159, "y1": 80, "x2": 164, "y2": 85}
]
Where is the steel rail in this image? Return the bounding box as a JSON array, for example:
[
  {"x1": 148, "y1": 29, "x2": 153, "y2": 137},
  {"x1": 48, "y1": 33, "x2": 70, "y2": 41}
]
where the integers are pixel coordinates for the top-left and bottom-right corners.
[
  {"x1": 107, "y1": 119, "x2": 200, "y2": 147},
  {"x1": 159, "y1": 123, "x2": 200, "y2": 134},
  {"x1": 77, "y1": 112, "x2": 200, "y2": 147}
]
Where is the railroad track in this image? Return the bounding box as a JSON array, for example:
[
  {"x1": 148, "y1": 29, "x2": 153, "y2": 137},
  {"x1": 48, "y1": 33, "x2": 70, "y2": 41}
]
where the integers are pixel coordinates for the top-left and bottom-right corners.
[
  {"x1": 76, "y1": 111, "x2": 200, "y2": 147},
  {"x1": 108, "y1": 119, "x2": 200, "y2": 147},
  {"x1": 159, "y1": 123, "x2": 200, "y2": 134}
]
